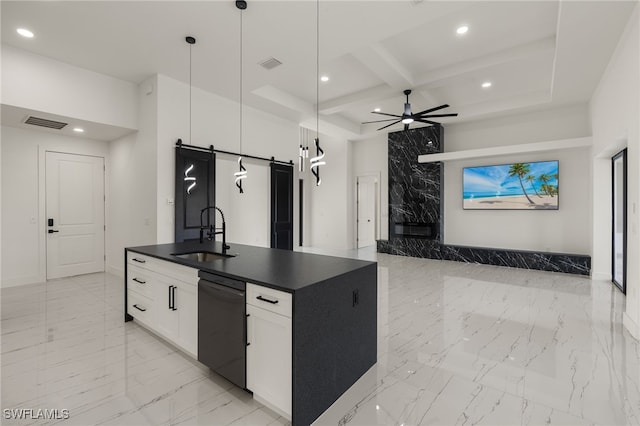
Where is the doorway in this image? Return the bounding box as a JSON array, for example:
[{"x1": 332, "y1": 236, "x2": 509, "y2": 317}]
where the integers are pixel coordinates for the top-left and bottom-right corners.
[
  {"x1": 46, "y1": 152, "x2": 105, "y2": 280},
  {"x1": 270, "y1": 163, "x2": 294, "y2": 250},
  {"x1": 612, "y1": 149, "x2": 627, "y2": 293},
  {"x1": 356, "y1": 175, "x2": 378, "y2": 248}
]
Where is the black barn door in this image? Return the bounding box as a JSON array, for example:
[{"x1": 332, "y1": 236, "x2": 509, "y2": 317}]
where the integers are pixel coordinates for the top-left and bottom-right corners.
[
  {"x1": 270, "y1": 163, "x2": 293, "y2": 250},
  {"x1": 175, "y1": 147, "x2": 215, "y2": 242}
]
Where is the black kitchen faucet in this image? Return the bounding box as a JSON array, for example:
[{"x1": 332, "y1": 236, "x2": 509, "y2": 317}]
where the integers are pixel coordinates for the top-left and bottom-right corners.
[{"x1": 199, "y1": 206, "x2": 230, "y2": 254}]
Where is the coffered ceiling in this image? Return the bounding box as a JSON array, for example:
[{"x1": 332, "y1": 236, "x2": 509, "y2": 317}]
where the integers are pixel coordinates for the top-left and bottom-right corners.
[{"x1": 1, "y1": 1, "x2": 637, "y2": 140}]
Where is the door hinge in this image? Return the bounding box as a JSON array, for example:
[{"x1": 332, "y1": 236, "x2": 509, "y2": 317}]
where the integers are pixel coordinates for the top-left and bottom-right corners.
[{"x1": 104, "y1": 225, "x2": 106, "y2": 231}]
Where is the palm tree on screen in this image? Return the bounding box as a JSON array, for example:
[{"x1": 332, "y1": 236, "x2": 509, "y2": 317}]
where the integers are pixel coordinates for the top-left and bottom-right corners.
[
  {"x1": 538, "y1": 173, "x2": 558, "y2": 197},
  {"x1": 508, "y1": 163, "x2": 535, "y2": 204},
  {"x1": 525, "y1": 174, "x2": 543, "y2": 198}
]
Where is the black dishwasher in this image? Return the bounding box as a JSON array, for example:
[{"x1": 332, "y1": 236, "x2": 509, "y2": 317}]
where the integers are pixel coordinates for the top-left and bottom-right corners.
[{"x1": 198, "y1": 271, "x2": 246, "y2": 389}]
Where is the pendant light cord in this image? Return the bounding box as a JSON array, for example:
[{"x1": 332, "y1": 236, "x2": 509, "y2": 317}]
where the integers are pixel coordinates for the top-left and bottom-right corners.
[
  {"x1": 239, "y1": 10, "x2": 243, "y2": 155},
  {"x1": 189, "y1": 42, "x2": 193, "y2": 144},
  {"x1": 316, "y1": 0, "x2": 319, "y2": 137}
]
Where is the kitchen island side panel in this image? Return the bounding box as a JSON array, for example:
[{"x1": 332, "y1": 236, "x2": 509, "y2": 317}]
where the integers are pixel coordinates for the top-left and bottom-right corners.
[{"x1": 292, "y1": 263, "x2": 377, "y2": 426}]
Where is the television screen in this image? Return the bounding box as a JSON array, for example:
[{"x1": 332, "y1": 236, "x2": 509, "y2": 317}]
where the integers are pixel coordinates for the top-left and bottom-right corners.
[{"x1": 463, "y1": 161, "x2": 559, "y2": 210}]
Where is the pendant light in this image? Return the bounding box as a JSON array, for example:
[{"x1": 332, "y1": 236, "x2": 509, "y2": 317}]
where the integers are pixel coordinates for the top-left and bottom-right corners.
[
  {"x1": 184, "y1": 36, "x2": 197, "y2": 195},
  {"x1": 234, "y1": 0, "x2": 248, "y2": 193},
  {"x1": 310, "y1": 0, "x2": 325, "y2": 186}
]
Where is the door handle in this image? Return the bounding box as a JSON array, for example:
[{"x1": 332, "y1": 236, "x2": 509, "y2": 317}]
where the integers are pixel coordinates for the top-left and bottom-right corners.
[
  {"x1": 171, "y1": 286, "x2": 177, "y2": 311},
  {"x1": 48, "y1": 229, "x2": 59, "y2": 234}
]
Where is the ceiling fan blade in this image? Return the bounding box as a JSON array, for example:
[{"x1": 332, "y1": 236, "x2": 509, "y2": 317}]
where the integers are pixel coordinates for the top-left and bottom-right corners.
[
  {"x1": 362, "y1": 118, "x2": 401, "y2": 124},
  {"x1": 414, "y1": 104, "x2": 449, "y2": 116},
  {"x1": 404, "y1": 123, "x2": 410, "y2": 131},
  {"x1": 371, "y1": 111, "x2": 402, "y2": 118},
  {"x1": 414, "y1": 118, "x2": 441, "y2": 126},
  {"x1": 418, "y1": 113, "x2": 458, "y2": 118},
  {"x1": 377, "y1": 120, "x2": 402, "y2": 131}
]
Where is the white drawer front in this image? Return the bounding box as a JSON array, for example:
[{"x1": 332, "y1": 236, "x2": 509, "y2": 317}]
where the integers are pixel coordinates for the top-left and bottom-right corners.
[
  {"x1": 127, "y1": 265, "x2": 153, "y2": 298},
  {"x1": 247, "y1": 283, "x2": 292, "y2": 318},
  {"x1": 127, "y1": 290, "x2": 154, "y2": 326},
  {"x1": 127, "y1": 251, "x2": 198, "y2": 286},
  {"x1": 128, "y1": 252, "x2": 151, "y2": 267}
]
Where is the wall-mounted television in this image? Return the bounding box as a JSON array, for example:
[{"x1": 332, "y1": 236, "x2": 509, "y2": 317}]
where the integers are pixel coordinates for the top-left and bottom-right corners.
[{"x1": 463, "y1": 160, "x2": 559, "y2": 210}]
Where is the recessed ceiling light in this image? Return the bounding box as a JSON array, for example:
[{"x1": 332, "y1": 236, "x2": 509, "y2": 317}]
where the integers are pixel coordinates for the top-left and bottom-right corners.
[
  {"x1": 73, "y1": 127, "x2": 84, "y2": 133},
  {"x1": 320, "y1": 75, "x2": 329, "y2": 82},
  {"x1": 482, "y1": 81, "x2": 492, "y2": 88},
  {"x1": 17, "y1": 28, "x2": 34, "y2": 38},
  {"x1": 373, "y1": 108, "x2": 381, "y2": 112},
  {"x1": 456, "y1": 25, "x2": 469, "y2": 35}
]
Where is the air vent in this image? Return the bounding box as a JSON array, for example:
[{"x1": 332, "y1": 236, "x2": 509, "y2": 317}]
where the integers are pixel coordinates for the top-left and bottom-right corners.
[
  {"x1": 24, "y1": 116, "x2": 68, "y2": 130},
  {"x1": 258, "y1": 57, "x2": 282, "y2": 70}
]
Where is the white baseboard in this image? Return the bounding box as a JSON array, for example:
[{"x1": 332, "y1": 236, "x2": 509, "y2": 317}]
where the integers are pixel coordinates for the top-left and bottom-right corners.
[
  {"x1": 623, "y1": 313, "x2": 639, "y2": 340},
  {"x1": 107, "y1": 265, "x2": 124, "y2": 278},
  {"x1": 591, "y1": 271, "x2": 610, "y2": 281},
  {"x1": 1, "y1": 275, "x2": 44, "y2": 288}
]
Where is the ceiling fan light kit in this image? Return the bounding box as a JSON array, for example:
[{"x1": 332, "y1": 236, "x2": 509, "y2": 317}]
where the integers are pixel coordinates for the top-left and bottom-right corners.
[{"x1": 363, "y1": 89, "x2": 458, "y2": 132}]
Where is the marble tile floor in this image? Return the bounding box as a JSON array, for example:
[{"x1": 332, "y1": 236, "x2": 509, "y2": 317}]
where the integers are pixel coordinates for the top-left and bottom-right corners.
[{"x1": 2, "y1": 254, "x2": 639, "y2": 425}]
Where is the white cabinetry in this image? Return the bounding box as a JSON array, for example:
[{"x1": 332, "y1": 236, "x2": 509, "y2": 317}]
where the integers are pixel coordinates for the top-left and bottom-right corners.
[
  {"x1": 127, "y1": 252, "x2": 198, "y2": 357},
  {"x1": 246, "y1": 283, "x2": 292, "y2": 419}
]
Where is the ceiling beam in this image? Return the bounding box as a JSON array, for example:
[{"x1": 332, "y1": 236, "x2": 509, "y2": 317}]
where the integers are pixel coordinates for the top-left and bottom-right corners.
[
  {"x1": 352, "y1": 43, "x2": 414, "y2": 90},
  {"x1": 415, "y1": 36, "x2": 556, "y2": 89},
  {"x1": 319, "y1": 84, "x2": 397, "y2": 115}
]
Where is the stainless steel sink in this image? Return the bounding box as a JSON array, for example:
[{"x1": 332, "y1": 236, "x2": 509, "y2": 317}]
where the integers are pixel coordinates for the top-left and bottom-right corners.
[{"x1": 172, "y1": 251, "x2": 235, "y2": 262}]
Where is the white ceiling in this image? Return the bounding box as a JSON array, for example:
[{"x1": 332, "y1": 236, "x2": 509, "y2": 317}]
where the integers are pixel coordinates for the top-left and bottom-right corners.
[{"x1": 1, "y1": 0, "x2": 637, "y2": 140}]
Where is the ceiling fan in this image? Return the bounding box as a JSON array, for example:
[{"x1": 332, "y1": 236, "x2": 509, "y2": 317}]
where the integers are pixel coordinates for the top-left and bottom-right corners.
[{"x1": 363, "y1": 89, "x2": 458, "y2": 131}]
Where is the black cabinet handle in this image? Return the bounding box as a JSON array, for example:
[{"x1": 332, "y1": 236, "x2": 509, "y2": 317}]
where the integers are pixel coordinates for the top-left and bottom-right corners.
[
  {"x1": 256, "y1": 295, "x2": 278, "y2": 304},
  {"x1": 48, "y1": 230, "x2": 59, "y2": 234},
  {"x1": 132, "y1": 278, "x2": 146, "y2": 284},
  {"x1": 133, "y1": 304, "x2": 146, "y2": 312},
  {"x1": 171, "y1": 286, "x2": 177, "y2": 311},
  {"x1": 168, "y1": 286, "x2": 173, "y2": 309},
  {"x1": 132, "y1": 258, "x2": 146, "y2": 263}
]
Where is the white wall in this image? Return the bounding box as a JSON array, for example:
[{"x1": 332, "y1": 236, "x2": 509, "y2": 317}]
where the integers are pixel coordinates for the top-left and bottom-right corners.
[
  {"x1": 351, "y1": 133, "x2": 389, "y2": 241},
  {"x1": 444, "y1": 149, "x2": 591, "y2": 253},
  {"x1": 107, "y1": 76, "x2": 158, "y2": 276},
  {"x1": 1, "y1": 126, "x2": 109, "y2": 287},
  {"x1": 589, "y1": 7, "x2": 639, "y2": 337},
  {"x1": 154, "y1": 74, "x2": 301, "y2": 246},
  {"x1": 444, "y1": 105, "x2": 592, "y2": 253},
  {"x1": 305, "y1": 132, "x2": 351, "y2": 250},
  {"x1": 1, "y1": 45, "x2": 138, "y2": 130}
]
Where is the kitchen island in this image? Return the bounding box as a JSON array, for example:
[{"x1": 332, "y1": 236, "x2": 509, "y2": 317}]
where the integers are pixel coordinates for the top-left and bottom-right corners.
[{"x1": 124, "y1": 240, "x2": 377, "y2": 426}]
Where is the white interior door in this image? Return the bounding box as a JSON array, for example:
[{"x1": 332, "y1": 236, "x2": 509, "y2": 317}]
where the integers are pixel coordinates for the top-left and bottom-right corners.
[
  {"x1": 357, "y1": 175, "x2": 377, "y2": 248},
  {"x1": 46, "y1": 152, "x2": 105, "y2": 279}
]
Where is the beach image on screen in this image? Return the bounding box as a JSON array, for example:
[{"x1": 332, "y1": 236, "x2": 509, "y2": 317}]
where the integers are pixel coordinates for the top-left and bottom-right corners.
[{"x1": 463, "y1": 161, "x2": 559, "y2": 210}]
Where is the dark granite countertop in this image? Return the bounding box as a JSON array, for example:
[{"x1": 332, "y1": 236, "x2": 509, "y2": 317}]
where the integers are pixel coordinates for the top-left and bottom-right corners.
[{"x1": 126, "y1": 240, "x2": 376, "y2": 293}]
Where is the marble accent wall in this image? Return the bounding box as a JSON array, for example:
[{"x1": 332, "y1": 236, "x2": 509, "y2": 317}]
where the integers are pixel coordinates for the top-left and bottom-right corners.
[
  {"x1": 388, "y1": 126, "x2": 443, "y2": 240},
  {"x1": 377, "y1": 239, "x2": 591, "y2": 276}
]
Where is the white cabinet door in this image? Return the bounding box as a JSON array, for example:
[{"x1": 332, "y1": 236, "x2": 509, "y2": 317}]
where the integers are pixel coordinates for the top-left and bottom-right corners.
[
  {"x1": 153, "y1": 276, "x2": 180, "y2": 340},
  {"x1": 246, "y1": 304, "x2": 292, "y2": 418},
  {"x1": 177, "y1": 283, "x2": 197, "y2": 356}
]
